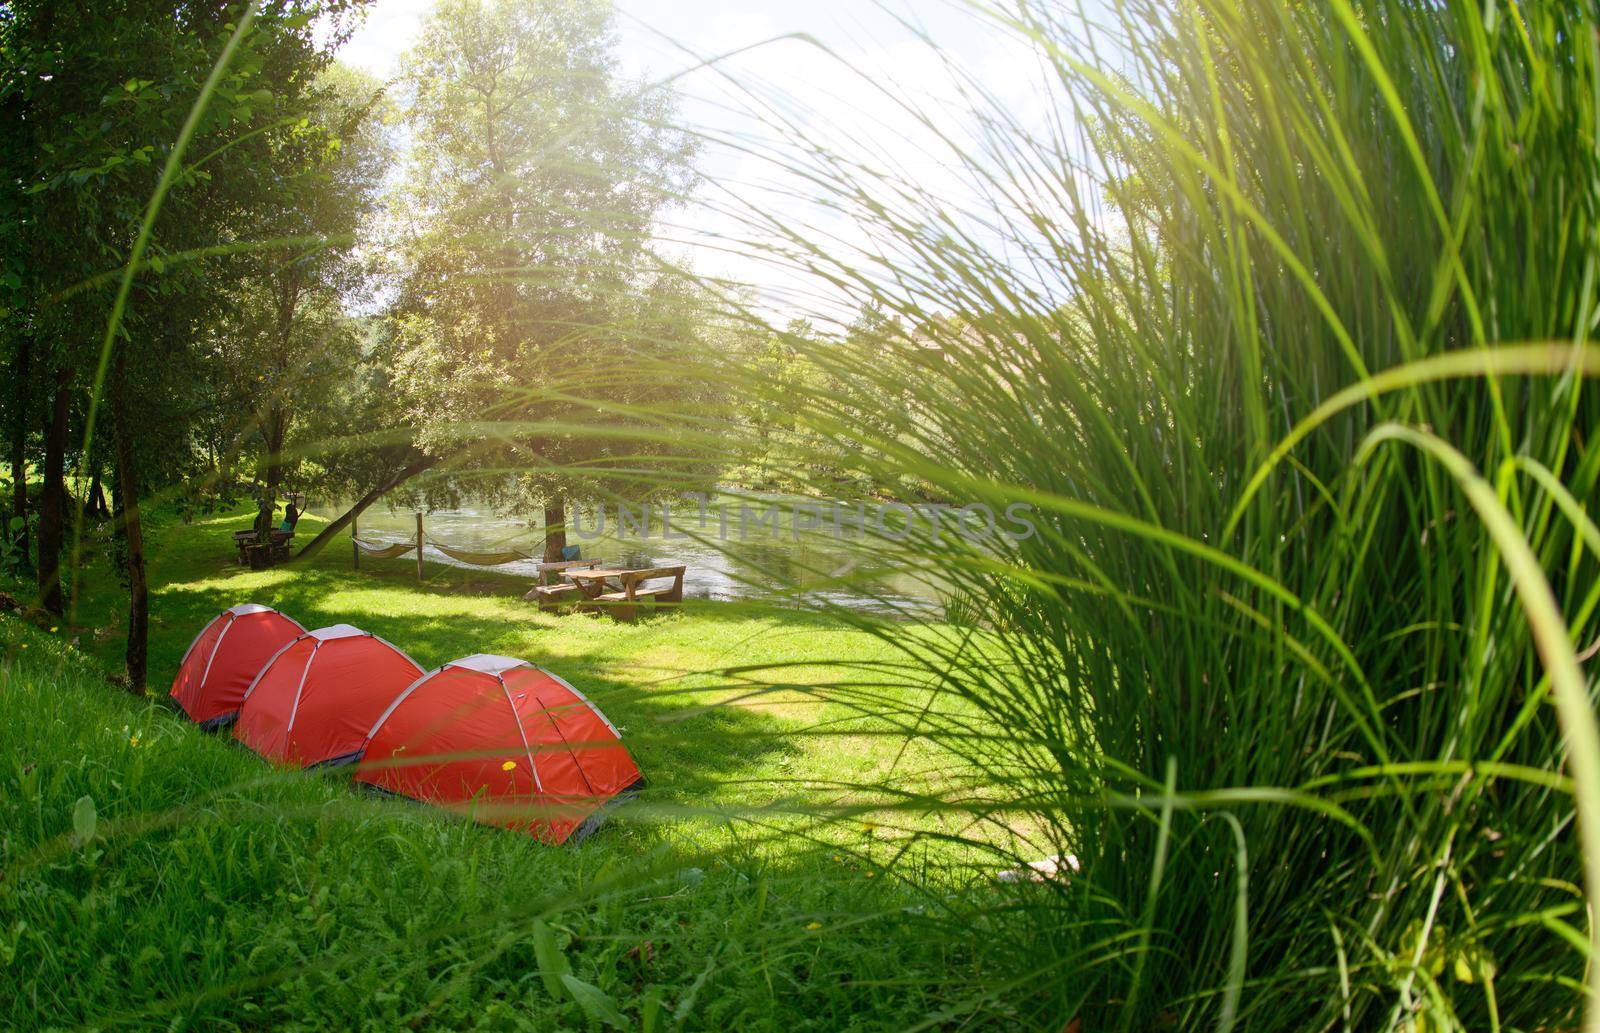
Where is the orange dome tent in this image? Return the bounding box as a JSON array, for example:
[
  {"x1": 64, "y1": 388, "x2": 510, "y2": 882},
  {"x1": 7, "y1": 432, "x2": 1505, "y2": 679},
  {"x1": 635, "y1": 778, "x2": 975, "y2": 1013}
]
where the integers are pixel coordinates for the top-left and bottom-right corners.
[
  {"x1": 354, "y1": 654, "x2": 642, "y2": 843},
  {"x1": 234, "y1": 624, "x2": 423, "y2": 768},
  {"x1": 170, "y1": 604, "x2": 306, "y2": 728}
]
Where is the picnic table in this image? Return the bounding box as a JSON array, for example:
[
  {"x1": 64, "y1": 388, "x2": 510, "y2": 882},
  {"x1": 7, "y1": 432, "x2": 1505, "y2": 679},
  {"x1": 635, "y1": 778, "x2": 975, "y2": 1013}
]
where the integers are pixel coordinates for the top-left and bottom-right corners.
[
  {"x1": 232, "y1": 503, "x2": 301, "y2": 569},
  {"x1": 562, "y1": 565, "x2": 686, "y2": 621},
  {"x1": 533, "y1": 558, "x2": 601, "y2": 584},
  {"x1": 232, "y1": 529, "x2": 295, "y2": 569}
]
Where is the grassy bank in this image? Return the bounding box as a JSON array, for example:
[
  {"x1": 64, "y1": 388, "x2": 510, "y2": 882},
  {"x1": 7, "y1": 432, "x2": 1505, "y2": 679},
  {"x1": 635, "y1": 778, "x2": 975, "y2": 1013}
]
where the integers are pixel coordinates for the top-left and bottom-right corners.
[
  {"x1": 0, "y1": 506, "x2": 1045, "y2": 1030},
  {"x1": 54, "y1": 502, "x2": 971, "y2": 821}
]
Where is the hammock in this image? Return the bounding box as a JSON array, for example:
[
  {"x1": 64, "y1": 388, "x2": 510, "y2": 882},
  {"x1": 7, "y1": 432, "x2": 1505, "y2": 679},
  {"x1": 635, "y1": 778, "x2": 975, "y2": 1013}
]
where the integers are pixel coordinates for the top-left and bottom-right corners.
[
  {"x1": 426, "y1": 539, "x2": 533, "y2": 567},
  {"x1": 352, "y1": 537, "x2": 418, "y2": 560}
]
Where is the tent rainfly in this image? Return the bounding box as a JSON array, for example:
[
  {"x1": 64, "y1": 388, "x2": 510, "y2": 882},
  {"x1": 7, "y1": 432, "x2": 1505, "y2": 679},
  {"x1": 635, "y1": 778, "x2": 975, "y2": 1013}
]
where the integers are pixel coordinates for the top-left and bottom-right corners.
[
  {"x1": 234, "y1": 624, "x2": 423, "y2": 768},
  {"x1": 355, "y1": 654, "x2": 642, "y2": 843},
  {"x1": 170, "y1": 604, "x2": 306, "y2": 727}
]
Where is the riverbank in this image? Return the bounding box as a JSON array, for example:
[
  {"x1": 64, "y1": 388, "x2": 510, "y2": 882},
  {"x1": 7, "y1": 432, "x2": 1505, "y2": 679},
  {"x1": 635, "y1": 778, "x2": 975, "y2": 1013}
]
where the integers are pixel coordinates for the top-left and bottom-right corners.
[{"x1": 0, "y1": 504, "x2": 1046, "y2": 1029}]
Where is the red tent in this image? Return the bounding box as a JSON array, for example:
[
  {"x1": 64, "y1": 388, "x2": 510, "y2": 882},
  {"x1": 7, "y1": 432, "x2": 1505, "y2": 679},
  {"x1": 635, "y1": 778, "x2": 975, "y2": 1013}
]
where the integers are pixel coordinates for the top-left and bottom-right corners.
[
  {"x1": 170, "y1": 604, "x2": 306, "y2": 727},
  {"x1": 234, "y1": 624, "x2": 423, "y2": 768},
  {"x1": 355, "y1": 654, "x2": 642, "y2": 843}
]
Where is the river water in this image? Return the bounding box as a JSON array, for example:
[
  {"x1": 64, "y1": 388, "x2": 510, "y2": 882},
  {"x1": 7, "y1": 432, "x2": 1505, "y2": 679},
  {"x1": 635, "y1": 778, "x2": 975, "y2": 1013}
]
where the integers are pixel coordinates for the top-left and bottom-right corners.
[{"x1": 308, "y1": 497, "x2": 946, "y2": 615}]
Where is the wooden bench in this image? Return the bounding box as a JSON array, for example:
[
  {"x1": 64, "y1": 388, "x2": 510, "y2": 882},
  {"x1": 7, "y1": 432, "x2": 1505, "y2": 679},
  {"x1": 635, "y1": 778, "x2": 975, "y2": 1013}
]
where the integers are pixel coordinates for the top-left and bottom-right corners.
[
  {"x1": 588, "y1": 566, "x2": 686, "y2": 622},
  {"x1": 523, "y1": 582, "x2": 582, "y2": 610},
  {"x1": 521, "y1": 559, "x2": 602, "y2": 611}
]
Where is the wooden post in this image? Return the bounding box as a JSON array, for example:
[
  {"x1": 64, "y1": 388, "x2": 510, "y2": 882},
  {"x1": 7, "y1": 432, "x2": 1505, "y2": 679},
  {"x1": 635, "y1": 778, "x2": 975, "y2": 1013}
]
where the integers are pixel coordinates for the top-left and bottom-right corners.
[
  {"x1": 415, "y1": 511, "x2": 424, "y2": 582},
  {"x1": 352, "y1": 516, "x2": 359, "y2": 570}
]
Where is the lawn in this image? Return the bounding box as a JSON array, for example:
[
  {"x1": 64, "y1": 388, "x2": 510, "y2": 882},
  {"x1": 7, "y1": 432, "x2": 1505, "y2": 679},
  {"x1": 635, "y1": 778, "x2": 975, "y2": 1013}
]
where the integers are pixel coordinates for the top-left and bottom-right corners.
[{"x1": 0, "y1": 504, "x2": 1045, "y2": 1030}]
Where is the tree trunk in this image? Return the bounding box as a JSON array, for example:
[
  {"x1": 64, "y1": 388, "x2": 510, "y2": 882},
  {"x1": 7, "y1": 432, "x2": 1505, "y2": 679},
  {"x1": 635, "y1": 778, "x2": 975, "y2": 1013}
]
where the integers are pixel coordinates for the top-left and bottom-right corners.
[
  {"x1": 262, "y1": 404, "x2": 288, "y2": 510},
  {"x1": 261, "y1": 273, "x2": 299, "y2": 512},
  {"x1": 112, "y1": 348, "x2": 147, "y2": 694},
  {"x1": 110, "y1": 464, "x2": 124, "y2": 543},
  {"x1": 91, "y1": 473, "x2": 109, "y2": 519},
  {"x1": 542, "y1": 496, "x2": 568, "y2": 562},
  {"x1": 8, "y1": 332, "x2": 30, "y2": 566},
  {"x1": 294, "y1": 453, "x2": 440, "y2": 562},
  {"x1": 37, "y1": 367, "x2": 71, "y2": 615},
  {"x1": 82, "y1": 453, "x2": 109, "y2": 521}
]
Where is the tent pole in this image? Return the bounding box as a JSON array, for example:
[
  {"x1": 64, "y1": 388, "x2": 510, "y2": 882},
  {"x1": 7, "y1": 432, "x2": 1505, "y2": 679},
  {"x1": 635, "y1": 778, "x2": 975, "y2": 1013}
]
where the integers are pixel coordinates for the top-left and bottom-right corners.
[
  {"x1": 416, "y1": 512, "x2": 424, "y2": 582},
  {"x1": 352, "y1": 517, "x2": 359, "y2": 571}
]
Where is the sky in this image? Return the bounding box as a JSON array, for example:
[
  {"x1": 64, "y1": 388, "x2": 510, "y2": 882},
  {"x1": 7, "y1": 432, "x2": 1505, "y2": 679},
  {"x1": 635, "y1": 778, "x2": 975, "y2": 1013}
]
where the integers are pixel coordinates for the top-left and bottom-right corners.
[
  {"x1": 326, "y1": 0, "x2": 1069, "y2": 323},
  {"x1": 334, "y1": 0, "x2": 1029, "y2": 82}
]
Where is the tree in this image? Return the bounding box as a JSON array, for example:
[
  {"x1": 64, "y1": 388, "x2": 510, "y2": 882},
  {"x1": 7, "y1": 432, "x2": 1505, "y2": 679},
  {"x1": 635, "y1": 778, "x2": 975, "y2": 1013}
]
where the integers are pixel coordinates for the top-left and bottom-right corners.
[
  {"x1": 736, "y1": 319, "x2": 822, "y2": 490},
  {"x1": 0, "y1": 317, "x2": 34, "y2": 573},
  {"x1": 0, "y1": 0, "x2": 369, "y2": 687},
  {"x1": 219, "y1": 63, "x2": 391, "y2": 514},
  {"x1": 388, "y1": 0, "x2": 699, "y2": 560}
]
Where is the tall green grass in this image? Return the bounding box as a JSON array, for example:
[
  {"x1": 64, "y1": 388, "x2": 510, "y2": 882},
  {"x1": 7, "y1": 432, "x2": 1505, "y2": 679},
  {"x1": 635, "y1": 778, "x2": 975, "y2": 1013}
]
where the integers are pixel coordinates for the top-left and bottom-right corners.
[{"x1": 674, "y1": 1, "x2": 1600, "y2": 1028}]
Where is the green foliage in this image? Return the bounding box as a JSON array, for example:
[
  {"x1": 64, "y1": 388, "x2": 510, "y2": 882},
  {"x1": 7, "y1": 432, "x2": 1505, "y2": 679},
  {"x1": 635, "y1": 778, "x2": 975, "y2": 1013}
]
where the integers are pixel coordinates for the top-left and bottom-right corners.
[
  {"x1": 562, "y1": 973, "x2": 630, "y2": 1029},
  {"x1": 0, "y1": 513, "x2": 32, "y2": 575},
  {"x1": 727, "y1": 311, "x2": 927, "y2": 498},
  {"x1": 205, "y1": 61, "x2": 394, "y2": 504},
  {"x1": 0, "y1": 0, "x2": 379, "y2": 643},
  {"x1": 1, "y1": 0, "x2": 368, "y2": 380}
]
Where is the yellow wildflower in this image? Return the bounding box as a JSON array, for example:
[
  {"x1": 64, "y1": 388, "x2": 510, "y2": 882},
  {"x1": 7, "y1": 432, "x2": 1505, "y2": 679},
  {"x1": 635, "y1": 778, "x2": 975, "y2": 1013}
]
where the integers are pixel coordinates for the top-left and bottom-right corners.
[
  {"x1": 501, "y1": 760, "x2": 518, "y2": 771},
  {"x1": 805, "y1": 922, "x2": 823, "y2": 931}
]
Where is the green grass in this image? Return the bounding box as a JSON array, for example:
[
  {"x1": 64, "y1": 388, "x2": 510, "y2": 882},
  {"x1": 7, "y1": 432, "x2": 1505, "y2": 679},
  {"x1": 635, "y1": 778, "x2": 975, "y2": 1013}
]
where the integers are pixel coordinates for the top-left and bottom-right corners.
[{"x1": 0, "y1": 505, "x2": 1050, "y2": 1030}]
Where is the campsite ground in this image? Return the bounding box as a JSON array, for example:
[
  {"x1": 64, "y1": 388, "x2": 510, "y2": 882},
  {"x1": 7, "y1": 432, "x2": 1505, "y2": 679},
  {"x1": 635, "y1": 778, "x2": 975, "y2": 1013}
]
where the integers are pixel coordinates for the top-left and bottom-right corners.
[{"x1": 0, "y1": 504, "x2": 1044, "y2": 1030}]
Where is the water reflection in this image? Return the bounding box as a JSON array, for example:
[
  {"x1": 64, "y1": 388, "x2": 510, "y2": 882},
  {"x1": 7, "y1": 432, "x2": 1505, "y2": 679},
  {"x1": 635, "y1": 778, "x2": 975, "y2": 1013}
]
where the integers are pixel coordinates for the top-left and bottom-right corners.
[{"x1": 310, "y1": 500, "x2": 944, "y2": 616}]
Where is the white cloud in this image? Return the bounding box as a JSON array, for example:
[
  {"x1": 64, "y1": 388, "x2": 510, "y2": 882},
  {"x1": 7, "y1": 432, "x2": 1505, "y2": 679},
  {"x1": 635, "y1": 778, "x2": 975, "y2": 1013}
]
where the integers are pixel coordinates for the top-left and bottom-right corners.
[{"x1": 328, "y1": 0, "x2": 435, "y2": 79}]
